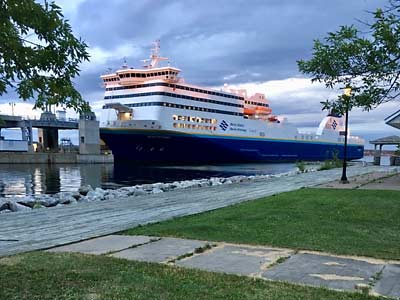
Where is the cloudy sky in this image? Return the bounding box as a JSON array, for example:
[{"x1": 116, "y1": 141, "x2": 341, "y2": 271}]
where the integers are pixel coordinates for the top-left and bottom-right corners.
[{"x1": 1, "y1": 0, "x2": 399, "y2": 148}]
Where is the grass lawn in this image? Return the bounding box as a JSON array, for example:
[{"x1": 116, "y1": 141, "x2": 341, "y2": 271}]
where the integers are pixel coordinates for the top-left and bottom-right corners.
[
  {"x1": 0, "y1": 252, "x2": 382, "y2": 300},
  {"x1": 124, "y1": 188, "x2": 400, "y2": 260}
]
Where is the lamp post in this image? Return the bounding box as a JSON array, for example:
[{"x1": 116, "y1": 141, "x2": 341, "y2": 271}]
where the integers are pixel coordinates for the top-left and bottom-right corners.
[{"x1": 340, "y1": 87, "x2": 351, "y2": 184}]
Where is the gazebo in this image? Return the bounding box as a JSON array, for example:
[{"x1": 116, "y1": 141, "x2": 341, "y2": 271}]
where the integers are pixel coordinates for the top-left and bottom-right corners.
[{"x1": 370, "y1": 135, "x2": 400, "y2": 165}]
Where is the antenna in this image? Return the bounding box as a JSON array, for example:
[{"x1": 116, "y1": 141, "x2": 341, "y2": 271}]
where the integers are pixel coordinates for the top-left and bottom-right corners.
[
  {"x1": 142, "y1": 40, "x2": 168, "y2": 68},
  {"x1": 122, "y1": 57, "x2": 128, "y2": 69}
]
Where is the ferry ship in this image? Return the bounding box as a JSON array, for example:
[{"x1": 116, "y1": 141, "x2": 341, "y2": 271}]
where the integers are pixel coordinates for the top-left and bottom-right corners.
[{"x1": 99, "y1": 41, "x2": 364, "y2": 163}]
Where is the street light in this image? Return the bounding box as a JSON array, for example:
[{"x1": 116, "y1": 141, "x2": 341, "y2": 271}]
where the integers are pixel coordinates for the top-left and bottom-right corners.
[{"x1": 340, "y1": 87, "x2": 351, "y2": 184}]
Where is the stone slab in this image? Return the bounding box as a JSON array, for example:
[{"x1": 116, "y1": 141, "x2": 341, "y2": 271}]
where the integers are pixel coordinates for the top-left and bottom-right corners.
[
  {"x1": 47, "y1": 235, "x2": 153, "y2": 255},
  {"x1": 111, "y1": 237, "x2": 206, "y2": 263},
  {"x1": 176, "y1": 244, "x2": 292, "y2": 276},
  {"x1": 359, "y1": 174, "x2": 400, "y2": 191},
  {"x1": 373, "y1": 264, "x2": 400, "y2": 298},
  {"x1": 262, "y1": 253, "x2": 383, "y2": 291}
]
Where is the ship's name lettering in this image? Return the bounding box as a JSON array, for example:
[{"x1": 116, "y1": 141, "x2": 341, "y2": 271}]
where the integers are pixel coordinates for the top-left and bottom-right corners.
[
  {"x1": 230, "y1": 123, "x2": 245, "y2": 127},
  {"x1": 230, "y1": 128, "x2": 247, "y2": 132}
]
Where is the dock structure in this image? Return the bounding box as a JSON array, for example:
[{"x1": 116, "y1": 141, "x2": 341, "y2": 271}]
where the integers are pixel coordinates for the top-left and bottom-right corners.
[
  {"x1": 0, "y1": 112, "x2": 111, "y2": 163},
  {"x1": 0, "y1": 112, "x2": 78, "y2": 152},
  {"x1": 370, "y1": 135, "x2": 400, "y2": 165}
]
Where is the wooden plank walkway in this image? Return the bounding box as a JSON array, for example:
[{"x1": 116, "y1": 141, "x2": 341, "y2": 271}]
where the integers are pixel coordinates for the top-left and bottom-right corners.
[{"x1": 0, "y1": 165, "x2": 398, "y2": 257}]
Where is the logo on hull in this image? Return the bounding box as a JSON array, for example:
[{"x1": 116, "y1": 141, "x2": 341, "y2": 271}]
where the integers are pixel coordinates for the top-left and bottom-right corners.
[{"x1": 219, "y1": 120, "x2": 229, "y2": 131}]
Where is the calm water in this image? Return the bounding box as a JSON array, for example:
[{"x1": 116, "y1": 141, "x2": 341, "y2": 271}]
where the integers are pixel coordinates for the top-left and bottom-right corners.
[
  {"x1": 0, "y1": 156, "x2": 389, "y2": 198},
  {"x1": 0, "y1": 162, "x2": 298, "y2": 197}
]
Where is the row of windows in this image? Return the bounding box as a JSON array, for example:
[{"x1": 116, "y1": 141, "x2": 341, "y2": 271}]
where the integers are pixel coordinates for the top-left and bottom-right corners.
[
  {"x1": 173, "y1": 123, "x2": 217, "y2": 131},
  {"x1": 122, "y1": 101, "x2": 243, "y2": 116},
  {"x1": 244, "y1": 100, "x2": 269, "y2": 108},
  {"x1": 105, "y1": 82, "x2": 244, "y2": 100},
  {"x1": 104, "y1": 91, "x2": 244, "y2": 108},
  {"x1": 119, "y1": 70, "x2": 179, "y2": 79},
  {"x1": 104, "y1": 77, "x2": 118, "y2": 82},
  {"x1": 172, "y1": 115, "x2": 217, "y2": 124}
]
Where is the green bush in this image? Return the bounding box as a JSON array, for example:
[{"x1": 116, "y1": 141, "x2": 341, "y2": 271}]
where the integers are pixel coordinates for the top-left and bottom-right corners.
[
  {"x1": 319, "y1": 151, "x2": 342, "y2": 170},
  {"x1": 296, "y1": 161, "x2": 306, "y2": 173}
]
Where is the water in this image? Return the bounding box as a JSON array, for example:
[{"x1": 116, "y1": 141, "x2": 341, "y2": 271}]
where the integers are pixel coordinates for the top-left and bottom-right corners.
[
  {"x1": 0, "y1": 162, "x2": 297, "y2": 197},
  {"x1": 0, "y1": 155, "x2": 390, "y2": 198}
]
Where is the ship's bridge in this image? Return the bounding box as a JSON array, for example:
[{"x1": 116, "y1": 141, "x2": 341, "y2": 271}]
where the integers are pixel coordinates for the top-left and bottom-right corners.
[{"x1": 101, "y1": 40, "x2": 181, "y2": 86}]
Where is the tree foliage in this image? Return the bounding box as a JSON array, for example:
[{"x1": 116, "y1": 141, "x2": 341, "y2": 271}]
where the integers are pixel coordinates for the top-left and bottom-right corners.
[
  {"x1": 298, "y1": 0, "x2": 400, "y2": 114},
  {"x1": 0, "y1": 0, "x2": 90, "y2": 112}
]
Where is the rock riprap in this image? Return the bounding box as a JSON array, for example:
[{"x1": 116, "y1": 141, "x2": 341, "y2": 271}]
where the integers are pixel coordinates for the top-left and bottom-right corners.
[{"x1": 0, "y1": 169, "x2": 310, "y2": 214}]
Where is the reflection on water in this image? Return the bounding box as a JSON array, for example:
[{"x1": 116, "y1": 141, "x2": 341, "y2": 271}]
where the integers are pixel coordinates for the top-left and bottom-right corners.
[
  {"x1": 0, "y1": 156, "x2": 387, "y2": 197},
  {"x1": 0, "y1": 162, "x2": 297, "y2": 197}
]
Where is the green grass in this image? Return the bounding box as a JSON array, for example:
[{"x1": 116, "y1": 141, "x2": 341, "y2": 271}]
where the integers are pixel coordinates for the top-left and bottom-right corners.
[
  {"x1": 125, "y1": 188, "x2": 400, "y2": 260},
  {"x1": 0, "y1": 252, "x2": 382, "y2": 300}
]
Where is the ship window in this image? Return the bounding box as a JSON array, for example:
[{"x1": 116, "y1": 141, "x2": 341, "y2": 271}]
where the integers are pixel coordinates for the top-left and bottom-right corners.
[{"x1": 140, "y1": 73, "x2": 145, "y2": 77}]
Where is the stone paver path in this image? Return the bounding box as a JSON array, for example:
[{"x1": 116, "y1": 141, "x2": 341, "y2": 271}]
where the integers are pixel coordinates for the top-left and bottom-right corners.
[
  {"x1": 46, "y1": 235, "x2": 400, "y2": 298},
  {"x1": 374, "y1": 264, "x2": 400, "y2": 298},
  {"x1": 262, "y1": 253, "x2": 383, "y2": 291},
  {"x1": 111, "y1": 237, "x2": 207, "y2": 263},
  {"x1": 176, "y1": 244, "x2": 292, "y2": 276},
  {"x1": 47, "y1": 235, "x2": 154, "y2": 255},
  {"x1": 0, "y1": 165, "x2": 398, "y2": 257}
]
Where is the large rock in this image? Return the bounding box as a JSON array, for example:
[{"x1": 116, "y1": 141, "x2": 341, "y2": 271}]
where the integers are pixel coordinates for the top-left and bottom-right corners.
[
  {"x1": 36, "y1": 195, "x2": 59, "y2": 207},
  {"x1": 15, "y1": 196, "x2": 36, "y2": 208},
  {"x1": 78, "y1": 185, "x2": 93, "y2": 196},
  {"x1": 71, "y1": 191, "x2": 81, "y2": 200},
  {"x1": 59, "y1": 195, "x2": 77, "y2": 205},
  {"x1": 0, "y1": 198, "x2": 10, "y2": 211},
  {"x1": 133, "y1": 189, "x2": 147, "y2": 196},
  {"x1": 8, "y1": 202, "x2": 32, "y2": 212},
  {"x1": 86, "y1": 190, "x2": 101, "y2": 201},
  {"x1": 151, "y1": 188, "x2": 163, "y2": 194}
]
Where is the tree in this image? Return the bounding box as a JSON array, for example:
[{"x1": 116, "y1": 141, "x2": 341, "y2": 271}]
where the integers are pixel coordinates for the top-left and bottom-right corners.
[
  {"x1": 298, "y1": 0, "x2": 400, "y2": 182},
  {"x1": 298, "y1": 0, "x2": 400, "y2": 114},
  {"x1": 0, "y1": 0, "x2": 90, "y2": 112}
]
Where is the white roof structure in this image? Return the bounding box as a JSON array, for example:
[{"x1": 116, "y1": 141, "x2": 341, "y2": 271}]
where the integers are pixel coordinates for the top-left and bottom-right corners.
[{"x1": 385, "y1": 109, "x2": 400, "y2": 129}]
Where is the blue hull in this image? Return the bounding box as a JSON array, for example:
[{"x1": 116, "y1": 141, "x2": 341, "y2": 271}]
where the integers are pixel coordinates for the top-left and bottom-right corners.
[{"x1": 100, "y1": 128, "x2": 364, "y2": 163}]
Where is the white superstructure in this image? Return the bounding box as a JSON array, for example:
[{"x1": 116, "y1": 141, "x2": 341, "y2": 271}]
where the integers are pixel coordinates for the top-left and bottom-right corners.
[{"x1": 100, "y1": 41, "x2": 363, "y2": 146}]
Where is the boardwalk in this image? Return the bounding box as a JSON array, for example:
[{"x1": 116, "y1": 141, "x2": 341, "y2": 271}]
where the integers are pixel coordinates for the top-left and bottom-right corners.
[{"x1": 0, "y1": 165, "x2": 398, "y2": 257}]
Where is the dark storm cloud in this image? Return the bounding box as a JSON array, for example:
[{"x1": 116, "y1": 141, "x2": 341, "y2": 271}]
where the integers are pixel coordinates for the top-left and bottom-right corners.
[
  {"x1": 69, "y1": 0, "x2": 383, "y2": 87},
  {"x1": 57, "y1": 0, "x2": 382, "y2": 101},
  {"x1": 0, "y1": 0, "x2": 384, "y2": 104}
]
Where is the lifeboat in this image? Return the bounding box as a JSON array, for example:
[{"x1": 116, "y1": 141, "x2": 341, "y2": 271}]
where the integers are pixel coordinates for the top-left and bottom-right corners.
[
  {"x1": 244, "y1": 107, "x2": 256, "y2": 115},
  {"x1": 255, "y1": 106, "x2": 272, "y2": 115}
]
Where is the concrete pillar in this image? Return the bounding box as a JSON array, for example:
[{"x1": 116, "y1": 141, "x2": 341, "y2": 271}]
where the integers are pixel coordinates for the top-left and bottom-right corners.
[
  {"x1": 373, "y1": 144, "x2": 382, "y2": 166},
  {"x1": 38, "y1": 128, "x2": 59, "y2": 152},
  {"x1": 79, "y1": 113, "x2": 100, "y2": 155}
]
